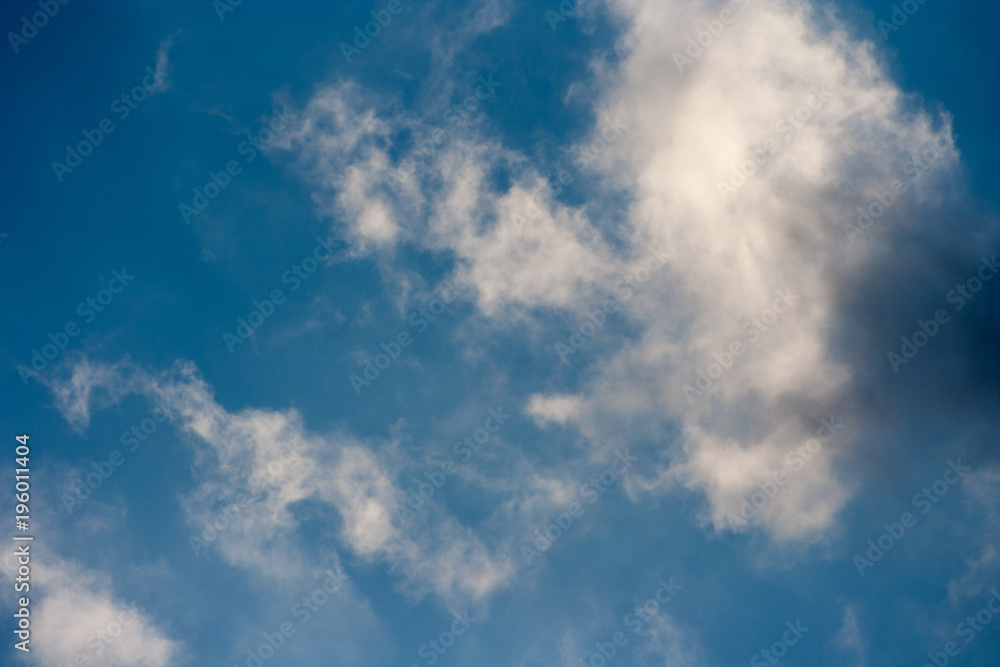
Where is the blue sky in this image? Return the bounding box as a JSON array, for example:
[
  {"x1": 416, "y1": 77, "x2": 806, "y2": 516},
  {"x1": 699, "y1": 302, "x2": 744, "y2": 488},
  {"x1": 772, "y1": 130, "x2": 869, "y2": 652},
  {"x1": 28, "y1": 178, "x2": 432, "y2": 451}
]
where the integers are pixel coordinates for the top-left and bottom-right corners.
[{"x1": 1, "y1": 1, "x2": 1000, "y2": 666}]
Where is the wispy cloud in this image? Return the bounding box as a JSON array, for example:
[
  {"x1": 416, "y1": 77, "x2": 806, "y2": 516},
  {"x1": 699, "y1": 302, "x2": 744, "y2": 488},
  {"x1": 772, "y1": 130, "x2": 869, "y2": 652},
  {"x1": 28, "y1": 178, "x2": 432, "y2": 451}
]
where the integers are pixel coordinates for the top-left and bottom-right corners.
[
  {"x1": 43, "y1": 356, "x2": 515, "y2": 606},
  {"x1": 835, "y1": 606, "x2": 868, "y2": 667},
  {"x1": 151, "y1": 30, "x2": 181, "y2": 94}
]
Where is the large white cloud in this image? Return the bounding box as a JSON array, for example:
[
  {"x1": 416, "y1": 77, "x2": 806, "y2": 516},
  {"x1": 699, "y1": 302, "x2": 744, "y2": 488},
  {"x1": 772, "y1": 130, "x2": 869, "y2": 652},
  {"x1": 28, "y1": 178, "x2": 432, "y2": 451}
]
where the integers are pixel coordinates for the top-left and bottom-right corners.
[
  {"x1": 273, "y1": 0, "x2": 965, "y2": 542},
  {"x1": 542, "y1": 0, "x2": 962, "y2": 541}
]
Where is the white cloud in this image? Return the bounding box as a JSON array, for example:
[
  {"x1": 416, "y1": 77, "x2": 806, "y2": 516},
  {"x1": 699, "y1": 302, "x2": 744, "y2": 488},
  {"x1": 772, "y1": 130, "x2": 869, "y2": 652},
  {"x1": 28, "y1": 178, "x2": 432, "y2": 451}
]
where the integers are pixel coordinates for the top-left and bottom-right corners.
[
  {"x1": 526, "y1": 394, "x2": 584, "y2": 427},
  {"x1": 835, "y1": 605, "x2": 868, "y2": 667},
  {"x1": 523, "y1": 0, "x2": 958, "y2": 541},
  {"x1": 43, "y1": 357, "x2": 513, "y2": 605},
  {"x1": 43, "y1": 356, "x2": 139, "y2": 432},
  {"x1": 151, "y1": 31, "x2": 180, "y2": 94},
  {"x1": 0, "y1": 554, "x2": 179, "y2": 667},
  {"x1": 274, "y1": 82, "x2": 619, "y2": 317}
]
